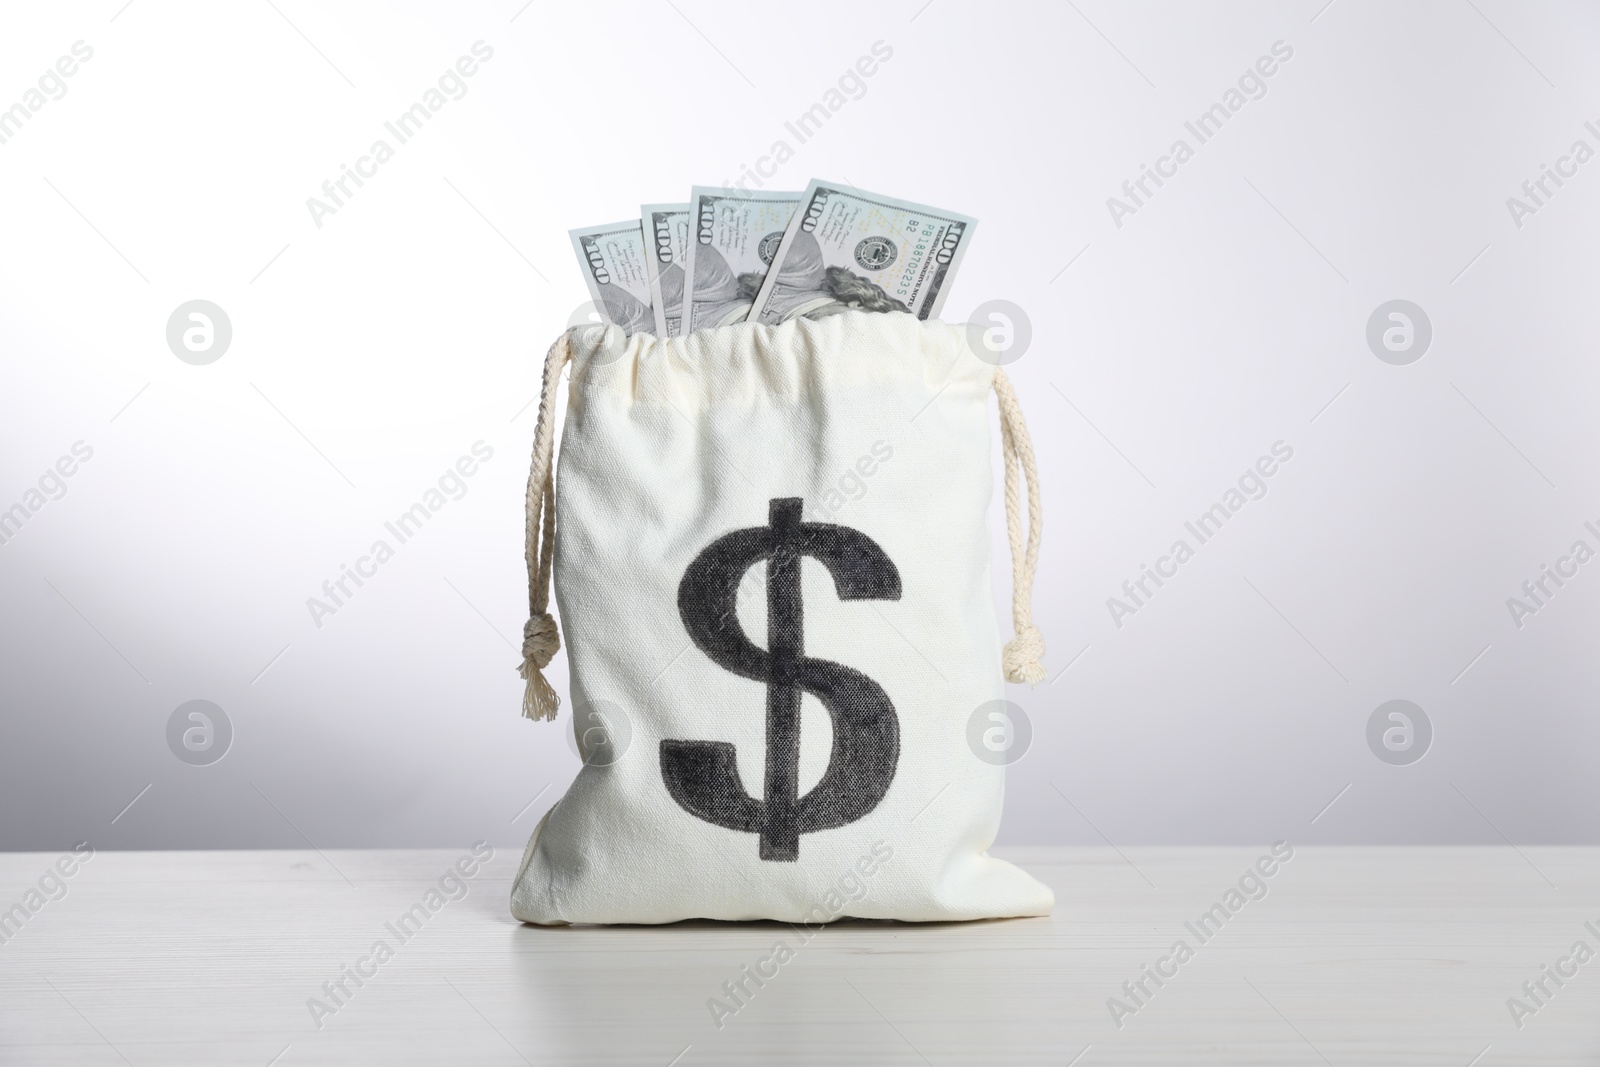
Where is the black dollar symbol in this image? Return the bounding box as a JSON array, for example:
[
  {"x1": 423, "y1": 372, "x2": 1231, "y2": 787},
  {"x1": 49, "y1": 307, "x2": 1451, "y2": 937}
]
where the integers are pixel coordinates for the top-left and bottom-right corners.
[{"x1": 662, "y1": 498, "x2": 902, "y2": 861}]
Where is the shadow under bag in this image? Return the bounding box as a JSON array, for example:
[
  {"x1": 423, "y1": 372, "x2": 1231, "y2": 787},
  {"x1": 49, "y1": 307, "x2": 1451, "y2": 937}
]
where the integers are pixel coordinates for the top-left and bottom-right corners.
[{"x1": 510, "y1": 310, "x2": 1051, "y2": 924}]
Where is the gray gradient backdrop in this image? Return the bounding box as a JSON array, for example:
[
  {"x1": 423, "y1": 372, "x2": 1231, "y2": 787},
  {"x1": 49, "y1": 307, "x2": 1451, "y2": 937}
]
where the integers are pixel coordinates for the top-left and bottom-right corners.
[{"x1": 1, "y1": 0, "x2": 1595, "y2": 851}]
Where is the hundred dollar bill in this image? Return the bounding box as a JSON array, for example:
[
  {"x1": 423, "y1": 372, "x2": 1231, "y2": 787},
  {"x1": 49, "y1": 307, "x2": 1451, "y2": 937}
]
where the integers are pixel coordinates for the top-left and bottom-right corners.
[
  {"x1": 748, "y1": 179, "x2": 977, "y2": 325},
  {"x1": 569, "y1": 220, "x2": 655, "y2": 336},
  {"x1": 681, "y1": 187, "x2": 802, "y2": 334},
  {"x1": 641, "y1": 203, "x2": 690, "y2": 337}
]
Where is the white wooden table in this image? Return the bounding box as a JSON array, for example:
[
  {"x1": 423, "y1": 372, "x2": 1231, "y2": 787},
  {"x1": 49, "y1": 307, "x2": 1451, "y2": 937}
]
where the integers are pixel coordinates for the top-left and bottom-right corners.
[{"x1": 1, "y1": 846, "x2": 1595, "y2": 1065}]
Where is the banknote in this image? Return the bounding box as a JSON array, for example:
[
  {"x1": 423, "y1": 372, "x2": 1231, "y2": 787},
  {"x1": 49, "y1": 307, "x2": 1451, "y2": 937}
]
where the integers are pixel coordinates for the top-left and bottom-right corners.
[
  {"x1": 681, "y1": 187, "x2": 802, "y2": 334},
  {"x1": 641, "y1": 203, "x2": 690, "y2": 337},
  {"x1": 569, "y1": 220, "x2": 654, "y2": 336},
  {"x1": 747, "y1": 180, "x2": 977, "y2": 326}
]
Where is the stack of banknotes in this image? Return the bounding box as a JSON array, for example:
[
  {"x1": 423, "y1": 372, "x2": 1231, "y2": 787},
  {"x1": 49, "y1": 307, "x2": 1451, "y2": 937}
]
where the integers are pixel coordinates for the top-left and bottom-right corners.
[{"x1": 569, "y1": 179, "x2": 977, "y2": 338}]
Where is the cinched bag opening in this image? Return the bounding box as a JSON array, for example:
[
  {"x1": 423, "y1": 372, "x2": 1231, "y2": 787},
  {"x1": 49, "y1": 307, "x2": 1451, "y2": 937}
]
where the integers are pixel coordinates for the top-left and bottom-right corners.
[{"x1": 515, "y1": 320, "x2": 1046, "y2": 718}]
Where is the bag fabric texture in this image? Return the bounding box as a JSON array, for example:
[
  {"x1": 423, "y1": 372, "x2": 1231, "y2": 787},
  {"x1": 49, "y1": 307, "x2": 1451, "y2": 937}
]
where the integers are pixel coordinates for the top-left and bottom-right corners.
[{"x1": 509, "y1": 310, "x2": 1051, "y2": 924}]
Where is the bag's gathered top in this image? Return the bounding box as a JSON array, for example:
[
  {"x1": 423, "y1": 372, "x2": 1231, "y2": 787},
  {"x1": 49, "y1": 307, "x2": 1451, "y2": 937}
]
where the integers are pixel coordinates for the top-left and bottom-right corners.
[{"x1": 515, "y1": 325, "x2": 1046, "y2": 721}]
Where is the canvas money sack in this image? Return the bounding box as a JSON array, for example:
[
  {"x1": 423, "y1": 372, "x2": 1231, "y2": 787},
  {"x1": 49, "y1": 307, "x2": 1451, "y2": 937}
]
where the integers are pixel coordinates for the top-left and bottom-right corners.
[{"x1": 509, "y1": 309, "x2": 1052, "y2": 924}]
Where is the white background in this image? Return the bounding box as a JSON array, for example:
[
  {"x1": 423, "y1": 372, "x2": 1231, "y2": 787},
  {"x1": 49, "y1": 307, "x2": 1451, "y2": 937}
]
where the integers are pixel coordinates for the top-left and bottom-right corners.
[{"x1": 1, "y1": 0, "x2": 1596, "y2": 851}]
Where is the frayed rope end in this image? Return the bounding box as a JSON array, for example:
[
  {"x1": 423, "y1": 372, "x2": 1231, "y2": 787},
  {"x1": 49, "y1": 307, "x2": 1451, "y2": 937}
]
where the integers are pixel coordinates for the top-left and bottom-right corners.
[
  {"x1": 1002, "y1": 624, "x2": 1047, "y2": 686},
  {"x1": 518, "y1": 613, "x2": 561, "y2": 721},
  {"x1": 520, "y1": 670, "x2": 560, "y2": 721}
]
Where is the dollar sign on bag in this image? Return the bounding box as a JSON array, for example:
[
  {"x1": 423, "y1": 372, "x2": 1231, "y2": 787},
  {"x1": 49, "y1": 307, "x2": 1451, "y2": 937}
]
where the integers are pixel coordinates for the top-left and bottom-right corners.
[{"x1": 662, "y1": 497, "x2": 902, "y2": 861}]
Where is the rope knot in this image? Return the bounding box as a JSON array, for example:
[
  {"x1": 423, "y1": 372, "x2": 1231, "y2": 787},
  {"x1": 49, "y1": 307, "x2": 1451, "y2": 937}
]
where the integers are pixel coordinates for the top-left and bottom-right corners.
[
  {"x1": 1002, "y1": 624, "x2": 1046, "y2": 686},
  {"x1": 521, "y1": 613, "x2": 560, "y2": 668},
  {"x1": 518, "y1": 613, "x2": 561, "y2": 721}
]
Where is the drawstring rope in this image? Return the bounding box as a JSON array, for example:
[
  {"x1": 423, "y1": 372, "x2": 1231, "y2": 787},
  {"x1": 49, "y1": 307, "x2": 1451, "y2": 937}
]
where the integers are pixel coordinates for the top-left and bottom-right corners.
[
  {"x1": 518, "y1": 331, "x2": 572, "y2": 720},
  {"x1": 517, "y1": 330, "x2": 1047, "y2": 720},
  {"x1": 994, "y1": 368, "x2": 1047, "y2": 684}
]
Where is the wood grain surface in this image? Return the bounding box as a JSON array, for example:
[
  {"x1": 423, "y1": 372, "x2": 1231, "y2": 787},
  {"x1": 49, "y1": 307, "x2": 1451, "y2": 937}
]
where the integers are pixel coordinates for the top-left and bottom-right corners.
[{"x1": 0, "y1": 846, "x2": 1595, "y2": 1064}]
